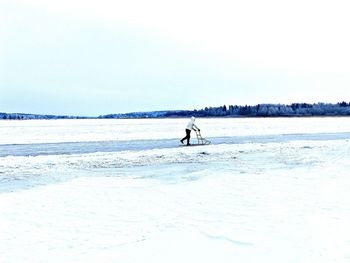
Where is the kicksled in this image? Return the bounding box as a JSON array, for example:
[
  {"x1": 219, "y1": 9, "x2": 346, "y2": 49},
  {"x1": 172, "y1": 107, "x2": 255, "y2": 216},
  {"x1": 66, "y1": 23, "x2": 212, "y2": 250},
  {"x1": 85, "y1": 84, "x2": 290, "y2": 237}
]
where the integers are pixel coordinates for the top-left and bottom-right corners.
[{"x1": 180, "y1": 130, "x2": 211, "y2": 146}]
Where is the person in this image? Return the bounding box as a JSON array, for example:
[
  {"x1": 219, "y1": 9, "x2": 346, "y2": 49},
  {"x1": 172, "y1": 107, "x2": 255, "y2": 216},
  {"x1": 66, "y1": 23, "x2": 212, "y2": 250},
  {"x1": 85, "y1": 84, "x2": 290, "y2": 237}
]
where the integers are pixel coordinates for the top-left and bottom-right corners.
[{"x1": 180, "y1": 116, "x2": 200, "y2": 145}]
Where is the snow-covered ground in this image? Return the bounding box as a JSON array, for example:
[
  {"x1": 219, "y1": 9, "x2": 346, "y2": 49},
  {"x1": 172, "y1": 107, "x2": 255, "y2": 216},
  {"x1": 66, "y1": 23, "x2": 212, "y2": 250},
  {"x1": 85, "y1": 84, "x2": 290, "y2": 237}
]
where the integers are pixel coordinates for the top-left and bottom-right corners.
[{"x1": 1, "y1": 118, "x2": 350, "y2": 262}]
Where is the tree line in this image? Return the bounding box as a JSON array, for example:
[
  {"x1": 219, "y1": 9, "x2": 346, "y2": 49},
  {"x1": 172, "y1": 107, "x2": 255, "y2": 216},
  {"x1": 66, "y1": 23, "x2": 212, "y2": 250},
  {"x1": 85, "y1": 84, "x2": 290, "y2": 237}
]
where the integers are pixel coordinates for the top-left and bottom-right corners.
[
  {"x1": 101, "y1": 102, "x2": 350, "y2": 118},
  {"x1": 2, "y1": 102, "x2": 350, "y2": 119},
  {"x1": 181, "y1": 102, "x2": 350, "y2": 117}
]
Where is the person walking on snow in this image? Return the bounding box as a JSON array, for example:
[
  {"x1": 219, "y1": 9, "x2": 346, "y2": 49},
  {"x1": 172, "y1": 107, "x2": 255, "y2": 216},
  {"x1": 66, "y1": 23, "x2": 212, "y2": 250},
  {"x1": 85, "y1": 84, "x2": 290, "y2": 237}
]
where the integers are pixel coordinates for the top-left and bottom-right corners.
[{"x1": 180, "y1": 116, "x2": 200, "y2": 145}]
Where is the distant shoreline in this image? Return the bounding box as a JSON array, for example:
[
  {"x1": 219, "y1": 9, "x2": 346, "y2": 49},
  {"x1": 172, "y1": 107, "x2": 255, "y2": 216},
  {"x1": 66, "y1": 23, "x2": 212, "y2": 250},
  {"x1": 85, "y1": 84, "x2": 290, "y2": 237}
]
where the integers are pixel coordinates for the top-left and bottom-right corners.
[
  {"x1": 1, "y1": 102, "x2": 350, "y2": 120},
  {"x1": 1, "y1": 115, "x2": 350, "y2": 121},
  {"x1": 99, "y1": 114, "x2": 350, "y2": 119}
]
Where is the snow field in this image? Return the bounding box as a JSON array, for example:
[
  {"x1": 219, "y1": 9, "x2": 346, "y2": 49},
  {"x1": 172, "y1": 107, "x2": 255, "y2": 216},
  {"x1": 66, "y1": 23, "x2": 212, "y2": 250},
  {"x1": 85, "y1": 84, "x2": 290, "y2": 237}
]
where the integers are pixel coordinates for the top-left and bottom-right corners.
[{"x1": 1, "y1": 118, "x2": 350, "y2": 262}]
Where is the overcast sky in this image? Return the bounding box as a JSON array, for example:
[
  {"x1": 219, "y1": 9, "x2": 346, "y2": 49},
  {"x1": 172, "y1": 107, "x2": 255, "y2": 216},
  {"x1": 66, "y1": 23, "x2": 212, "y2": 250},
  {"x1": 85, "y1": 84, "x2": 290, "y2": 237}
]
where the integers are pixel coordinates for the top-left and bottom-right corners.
[{"x1": 1, "y1": 0, "x2": 349, "y2": 115}]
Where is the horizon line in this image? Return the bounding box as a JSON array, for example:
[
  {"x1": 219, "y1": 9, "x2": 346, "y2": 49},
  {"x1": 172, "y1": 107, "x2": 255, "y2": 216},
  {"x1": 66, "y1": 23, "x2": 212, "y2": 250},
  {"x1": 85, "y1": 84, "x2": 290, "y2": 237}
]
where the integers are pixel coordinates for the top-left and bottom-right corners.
[{"x1": 1, "y1": 101, "x2": 350, "y2": 117}]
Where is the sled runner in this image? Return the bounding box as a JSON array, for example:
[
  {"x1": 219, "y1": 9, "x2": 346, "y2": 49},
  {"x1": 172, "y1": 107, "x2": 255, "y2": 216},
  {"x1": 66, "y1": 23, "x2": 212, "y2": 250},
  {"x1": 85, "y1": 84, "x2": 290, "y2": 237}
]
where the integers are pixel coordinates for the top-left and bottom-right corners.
[
  {"x1": 179, "y1": 130, "x2": 211, "y2": 146},
  {"x1": 194, "y1": 130, "x2": 211, "y2": 145}
]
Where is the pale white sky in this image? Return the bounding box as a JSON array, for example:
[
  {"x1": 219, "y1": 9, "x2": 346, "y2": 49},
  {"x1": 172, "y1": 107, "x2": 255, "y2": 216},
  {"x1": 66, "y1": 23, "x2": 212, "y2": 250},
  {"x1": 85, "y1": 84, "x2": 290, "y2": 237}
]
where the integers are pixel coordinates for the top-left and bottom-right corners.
[{"x1": 1, "y1": 0, "x2": 349, "y2": 115}]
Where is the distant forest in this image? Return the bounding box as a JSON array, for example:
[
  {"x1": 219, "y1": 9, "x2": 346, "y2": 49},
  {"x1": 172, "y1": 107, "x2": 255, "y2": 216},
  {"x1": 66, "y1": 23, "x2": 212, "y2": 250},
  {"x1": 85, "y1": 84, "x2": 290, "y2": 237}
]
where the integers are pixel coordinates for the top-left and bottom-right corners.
[
  {"x1": 0, "y1": 113, "x2": 88, "y2": 120},
  {"x1": 100, "y1": 102, "x2": 350, "y2": 119},
  {"x1": 1, "y1": 102, "x2": 350, "y2": 120},
  {"x1": 193, "y1": 101, "x2": 350, "y2": 117}
]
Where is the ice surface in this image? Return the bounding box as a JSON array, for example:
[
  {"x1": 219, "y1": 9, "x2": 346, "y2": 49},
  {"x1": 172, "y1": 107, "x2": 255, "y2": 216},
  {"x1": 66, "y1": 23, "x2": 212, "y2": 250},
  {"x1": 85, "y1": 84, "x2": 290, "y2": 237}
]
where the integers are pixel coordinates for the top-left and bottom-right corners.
[
  {"x1": 0, "y1": 118, "x2": 350, "y2": 262},
  {"x1": 1, "y1": 117, "x2": 350, "y2": 144}
]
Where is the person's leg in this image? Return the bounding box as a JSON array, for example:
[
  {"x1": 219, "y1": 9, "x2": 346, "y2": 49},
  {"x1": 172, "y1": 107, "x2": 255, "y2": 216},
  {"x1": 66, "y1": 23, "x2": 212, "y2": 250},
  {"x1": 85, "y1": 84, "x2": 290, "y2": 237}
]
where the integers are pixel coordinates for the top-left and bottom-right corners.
[
  {"x1": 181, "y1": 129, "x2": 191, "y2": 144},
  {"x1": 186, "y1": 129, "x2": 191, "y2": 145},
  {"x1": 181, "y1": 129, "x2": 188, "y2": 143}
]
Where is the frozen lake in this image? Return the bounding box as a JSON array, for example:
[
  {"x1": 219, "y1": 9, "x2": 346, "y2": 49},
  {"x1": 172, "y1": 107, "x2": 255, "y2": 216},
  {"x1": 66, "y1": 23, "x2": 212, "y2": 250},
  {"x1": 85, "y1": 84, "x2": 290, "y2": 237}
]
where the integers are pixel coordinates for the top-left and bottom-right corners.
[{"x1": 1, "y1": 118, "x2": 350, "y2": 262}]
